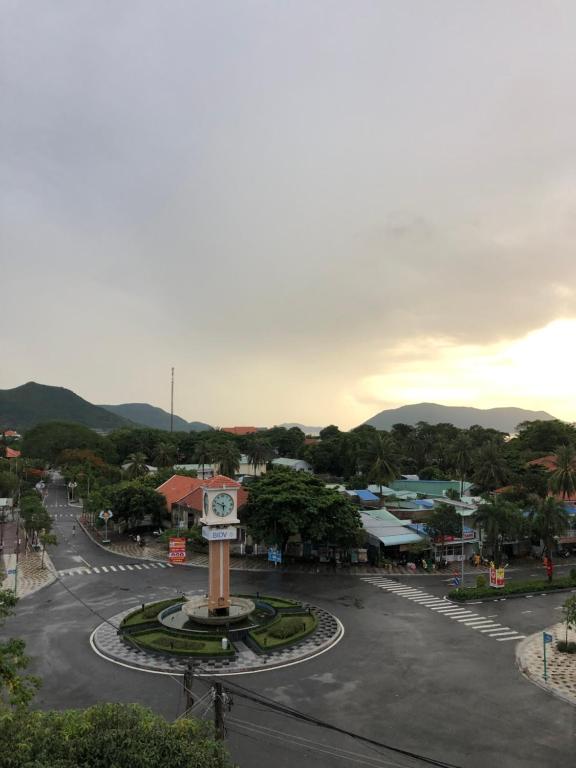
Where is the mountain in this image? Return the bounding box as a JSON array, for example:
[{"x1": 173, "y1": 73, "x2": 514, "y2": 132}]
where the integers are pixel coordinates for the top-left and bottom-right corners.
[
  {"x1": 278, "y1": 423, "x2": 324, "y2": 436},
  {"x1": 362, "y1": 403, "x2": 558, "y2": 434},
  {"x1": 0, "y1": 382, "x2": 130, "y2": 431},
  {"x1": 100, "y1": 403, "x2": 212, "y2": 432}
]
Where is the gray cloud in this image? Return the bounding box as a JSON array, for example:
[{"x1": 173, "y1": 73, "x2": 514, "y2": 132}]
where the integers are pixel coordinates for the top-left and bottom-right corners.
[{"x1": 3, "y1": 1, "x2": 576, "y2": 425}]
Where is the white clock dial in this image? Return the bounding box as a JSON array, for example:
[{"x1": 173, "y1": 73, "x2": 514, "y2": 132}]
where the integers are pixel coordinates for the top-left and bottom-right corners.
[{"x1": 212, "y1": 492, "x2": 234, "y2": 517}]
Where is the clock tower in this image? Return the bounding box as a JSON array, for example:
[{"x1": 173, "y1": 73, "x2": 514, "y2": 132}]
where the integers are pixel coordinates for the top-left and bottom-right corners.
[{"x1": 200, "y1": 480, "x2": 240, "y2": 616}]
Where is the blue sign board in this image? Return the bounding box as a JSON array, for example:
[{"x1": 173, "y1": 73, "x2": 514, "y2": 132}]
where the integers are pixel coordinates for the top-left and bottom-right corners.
[
  {"x1": 268, "y1": 547, "x2": 282, "y2": 564},
  {"x1": 543, "y1": 632, "x2": 553, "y2": 644}
]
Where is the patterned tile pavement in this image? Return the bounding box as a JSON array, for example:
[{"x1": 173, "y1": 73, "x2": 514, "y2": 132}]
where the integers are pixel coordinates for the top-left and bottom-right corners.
[
  {"x1": 1, "y1": 549, "x2": 57, "y2": 598},
  {"x1": 516, "y1": 623, "x2": 576, "y2": 706},
  {"x1": 92, "y1": 601, "x2": 343, "y2": 676}
]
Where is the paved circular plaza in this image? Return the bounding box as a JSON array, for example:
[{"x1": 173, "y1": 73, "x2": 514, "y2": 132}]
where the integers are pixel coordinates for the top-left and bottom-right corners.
[{"x1": 91, "y1": 600, "x2": 344, "y2": 676}]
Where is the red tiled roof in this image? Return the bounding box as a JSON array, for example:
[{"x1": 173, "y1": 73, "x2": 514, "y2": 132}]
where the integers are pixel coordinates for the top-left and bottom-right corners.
[
  {"x1": 155, "y1": 475, "x2": 204, "y2": 509},
  {"x1": 528, "y1": 455, "x2": 558, "y2": 471},
  {"x1": 4, "y1": 430, "x2": 19, "y2": 437},
  {"x1": 5, "y1": 447, "x2": 20, "y2": 459},
  {"x1": 221, "y1": 427, "x2": 257, "y2": 435}
]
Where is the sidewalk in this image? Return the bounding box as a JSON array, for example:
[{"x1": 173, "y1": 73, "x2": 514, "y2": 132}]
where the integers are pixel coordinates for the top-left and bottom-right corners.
[
  {"x1": 79, "y1": 518, "x2": 485, "y2": 577},
  {"x1": 1, "y1": 548, "x2": 57, "y2": 598},
  {"x1": 517, "y1": 624, "x2": 576, "y2": 706}
]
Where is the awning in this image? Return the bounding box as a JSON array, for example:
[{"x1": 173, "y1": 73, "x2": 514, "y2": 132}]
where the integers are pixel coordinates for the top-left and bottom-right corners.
[{"x1": 362, "y1": 518, "x2": 425, "y2": 547}]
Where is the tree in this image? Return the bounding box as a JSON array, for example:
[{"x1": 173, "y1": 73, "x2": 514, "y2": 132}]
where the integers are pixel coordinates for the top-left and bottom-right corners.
[
  {"x1": 153, "y1": 442, "x2": 176, "y2": 468},
  {"x1": 124, "y1": 452, "x2": 149, "y2": 479},
  {"x1": 360, "y1": 432, "x2": 399, "y2": 493},
  {"x1": 530, "y1": 496, "x2": 569, "y2": 581},
  {"x1": 0, "y1": 702, "x2": 231, "y2": 767},
  {"x1": 516, "y1": 419, "x2": 576, "y2": 453},
  {"x1": 244, "y1": 467, "x2": 362, "y2": 551},
  {"x1": 193, "y1": 438, "x2": 214, "y2": 479},
  {"x1": 245, "y1": 437, "x2": 274, "y2": 476},
  {"x1": 548, "y1": 445, "x2": 576, "y2": 500},
  {"x1": 211, "y1": 441, "x2": 241, "y2": 478},
  {"x1": 561, "y1": 595, "x2": 576, "y2": 645},
  {"x1": 0, "y1": 589, "x2": 40, "y2": 708},
  {"x1": 39, "y1": 531, "x2": 58, "y2": 569},
  {"x1": 472, "y1": 442, "x2": 510, "y2": 492},
  {"x1": 108, "y1": 484, "x2": 166, "y2": 527},
  {"x1": 473, "y1": 497, "x2": 525, "y2": 567},
  {"x1": 21, "y1": 422, "x2": 106, "y2": 464},
  {"x1": 19, "y1": 493, "x2": 52, "y2": 547},
  {"x1": 425, "y1": 504, "x2": 462, "y2": 559},
  {"x1": 451, "y1": 434, "x2": 473, "y2": 497}
]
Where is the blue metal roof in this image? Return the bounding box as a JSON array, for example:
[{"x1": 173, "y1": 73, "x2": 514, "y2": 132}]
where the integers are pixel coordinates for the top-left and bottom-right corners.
[{"x1": 353, "y1": 490, "x2": 380, "y2": 502}]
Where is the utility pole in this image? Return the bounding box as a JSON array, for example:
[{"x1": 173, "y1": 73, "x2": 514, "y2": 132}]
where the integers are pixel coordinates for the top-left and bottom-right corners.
[
  {"x1": 183, "y1": 662, "x2": 195, "y2": 715},
  {"x1": 213, "y1": 681, "x2": 225, "y2": 741},
  {"x1": 170, "y1": 367, "x2": 174, "y2": 433}
]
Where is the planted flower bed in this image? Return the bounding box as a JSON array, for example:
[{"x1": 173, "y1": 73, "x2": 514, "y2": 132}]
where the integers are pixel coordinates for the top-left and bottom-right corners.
[{"x1": 449, "y1": 573, "x2": 576, "y2": 601}]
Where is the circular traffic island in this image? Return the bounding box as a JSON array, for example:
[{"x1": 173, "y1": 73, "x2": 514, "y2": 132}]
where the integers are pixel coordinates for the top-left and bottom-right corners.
[{"x1": 92, "y1": 593, "x2": 343, "y2": 675}]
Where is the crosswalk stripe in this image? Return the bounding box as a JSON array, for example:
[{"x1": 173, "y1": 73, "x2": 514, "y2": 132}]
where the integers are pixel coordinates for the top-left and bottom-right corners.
[
  {"x1": 485, "y1": 628, "x2": 514, "y2": 636},
  {"x1": 471, "y1": 622, "x2": 500, "y2": 629},
  {"x1": 101, "y1": 566, "x2": 109, "y2": 573},
  {"x1": 158, "y1": 563, "x2": 167, "y2": 568},
  {"x1": 141, "y1": 564, "x2": 151, "y2": 570},
  {"x1": 134, "y1": 565, "x2": 143, "y2": 570},
  {"x1": 167, "y1": 564, "x2": 174, "y2": 568},
  {"x1": 118, "y1": 565, "x2": 125, "y2": 571},
  {"x1": 497, "y1": 635, "x2": 525, "y2": 642},
  {"x1": 93, "y1": 567, "x2": 100, "y2": 573},
  {"x1": 126, "y1": 565, "x2": 134, "y2": 570},
  {"x1": 446, "y1": 611, "x2": 475, "y2": 617},
  {"x1": 109, "y1": 566, "x2": 117, "y2": 572},
  {"x1": 479, "y1": 625, "x2": 503, "y2": 632}
]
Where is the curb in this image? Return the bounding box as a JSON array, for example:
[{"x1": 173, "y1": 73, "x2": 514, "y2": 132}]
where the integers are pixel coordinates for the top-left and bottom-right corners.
[
  {"x1": 516, "y1": 629, "x2": 576, "y2": 707},
  {"x1": 447, "y1": 586, "x2": 576, "y2": 605}
]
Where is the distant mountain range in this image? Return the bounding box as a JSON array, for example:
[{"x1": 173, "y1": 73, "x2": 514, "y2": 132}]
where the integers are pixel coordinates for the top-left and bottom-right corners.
[
  {"x1": 277, "y1": 423, "x2": 324, "y2": 436},
  {"x1": 100, "y1": 403, "x2": 212, "y2": 432},
  {"x1": 362, "y1": 403, "x2": 558, "y2": 434},
  {"x1": 0, "y1": 382, "x2": 129, "y2": 431},
  {"x1": 0, "y1": 383, "x2": 212, "y2": 432}
]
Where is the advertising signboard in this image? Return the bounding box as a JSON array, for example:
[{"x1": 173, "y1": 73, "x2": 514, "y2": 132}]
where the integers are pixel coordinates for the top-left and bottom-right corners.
[
  {"x1": 169, "y1": 537, "x2": 186, "y2": 564},
  {"x1": 489, "y1": 567, "x2": 505, "y2": 588},
  {"x1": 268, "y1": 547, "x2": 282, "y2": 564}
]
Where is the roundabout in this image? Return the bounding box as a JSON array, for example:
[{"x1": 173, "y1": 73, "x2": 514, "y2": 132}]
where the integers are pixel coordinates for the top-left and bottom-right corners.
[{"x1": 91, "y1": 595, "x2": 344, "y2": 676}]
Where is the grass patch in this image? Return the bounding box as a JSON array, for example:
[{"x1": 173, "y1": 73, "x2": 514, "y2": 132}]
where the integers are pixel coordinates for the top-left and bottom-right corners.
[
  {"x1": 237, "y1": 594, "x2": 301, "y2": 609},
  {"x1": 449, "y1": 574, "x2": 576, "y2": 601},
  {"x1": 122, "y1": 597, "x2": 185, "y2": 627},
  {"x1": 130, "y1": 630, "x2": 234, "y2": 656},
  {"x1": 249, "y1": 612, "x2": 317, "y2": 650}
]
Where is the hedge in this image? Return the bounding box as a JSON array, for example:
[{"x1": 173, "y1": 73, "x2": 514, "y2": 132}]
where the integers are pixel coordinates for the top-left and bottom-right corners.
[{"x1": 449, "y1": 575, "x2": 576, "y2": 601}]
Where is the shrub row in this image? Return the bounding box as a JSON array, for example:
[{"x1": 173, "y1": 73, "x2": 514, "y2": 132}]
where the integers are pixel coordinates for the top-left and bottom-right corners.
[
  {"x1": 557, "y1": 640, "x2": 576, "y2": 654},
  {"x1": 449, "y1": 574, "x2": 576, "y2": 601}
]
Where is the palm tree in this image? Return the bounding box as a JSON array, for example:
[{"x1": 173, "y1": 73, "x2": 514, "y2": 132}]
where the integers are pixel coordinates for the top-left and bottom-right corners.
[
  {"x1": 452, "y1": 434, "x2": 473, "y2": 498},
  {"x1": 246, "y1": 438, "x2": 274, "y2": 477},
  {"x1": 125, "y1": 452, "x2": 148, "y2": 479},
  {"x1": 530, "y1": 496, "x2": 569, "y2": 581},
  {"x1": 363, "y1": 432, "x2": 399, "y2": 496},
  {"x1": 473, "y1": 497, "x2": 524, "y2": 567},
  {"x1": 211, "y1": 441, "x2": 241, "y2": 478},
  {"x1": 549, "y1": 445, "x2": 576, "y2": 500},
  {"x1": 472, "y1": 442, "x2": 509, "y2": 492},
  {"x1": 193, "y1": 440, "x2": 214, "y2": 480},
  {"x1": 154, "y1": 442, "x2": 176, "y2": 468}
]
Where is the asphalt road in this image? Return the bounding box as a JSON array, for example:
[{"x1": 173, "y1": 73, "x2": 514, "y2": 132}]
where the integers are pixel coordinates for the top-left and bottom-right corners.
[{"x1": 4, "y1": 482, "x2": 576, "y2": 768}]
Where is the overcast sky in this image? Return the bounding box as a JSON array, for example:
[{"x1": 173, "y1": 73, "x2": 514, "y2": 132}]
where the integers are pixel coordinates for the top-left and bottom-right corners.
[{"x1": 3, "y1": 2, "x2": 576, "y2": 428}]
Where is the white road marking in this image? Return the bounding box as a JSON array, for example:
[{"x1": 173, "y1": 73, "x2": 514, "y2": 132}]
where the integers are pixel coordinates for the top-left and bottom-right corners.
[
  {"x1": 118, "y1": 565, "x2": 125, "y2": 571},
  {"x1": 496, "y1": 635, "x2": 525, "y2": 642},
  {"x1": 141, "y1": 564, "x2": 150, "y2": 570},
  {"x1": 134, "y1": 565, "x2": 143, "y2": 570},
  {"x1": 93, "y1": 568, "x2": 100, "y2": 573},
  {"x1": 126, "y1": 565, "x2": 134, "y2": 570},
  {"x1": 101, "y1": 567, "x2": 109, "y2": 573},
  {"x1": 109, "y1": 566, "x2": 117, "y2": 572}
]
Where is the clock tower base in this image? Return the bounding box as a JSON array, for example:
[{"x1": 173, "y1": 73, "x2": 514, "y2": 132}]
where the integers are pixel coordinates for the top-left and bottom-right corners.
[{"x1": 208, "y1": 539, "x2": 231, "y2": 615}]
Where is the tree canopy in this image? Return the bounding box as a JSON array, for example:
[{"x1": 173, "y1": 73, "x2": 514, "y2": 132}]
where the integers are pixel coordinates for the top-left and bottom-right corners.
[{"x1": 243, "y1": 467, "x2": 362, "y2": 550}]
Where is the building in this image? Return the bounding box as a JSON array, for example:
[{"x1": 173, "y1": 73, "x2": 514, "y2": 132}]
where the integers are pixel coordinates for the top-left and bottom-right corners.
[
  {"x1": 361, "y1": 509, "x2": 426, "y2": 561},
  {"x1": 390, "y1": 479, "x2": 473, "y2": 498},
  {"x1": 271, "y1": 458, "x2": 312, "y2": 472},
  {"x1": 221, "y1": 426, "x2": 258, "y2": 436}
]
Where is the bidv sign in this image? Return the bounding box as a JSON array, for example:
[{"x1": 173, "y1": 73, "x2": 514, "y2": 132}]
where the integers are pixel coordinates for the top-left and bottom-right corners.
[{"x1": 202, "y1": 527, "x2": 237, "y2": 541}]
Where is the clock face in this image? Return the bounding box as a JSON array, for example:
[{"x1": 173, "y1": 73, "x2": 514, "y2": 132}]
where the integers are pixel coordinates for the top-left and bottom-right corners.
[{"x1": 212, "y1": 492, "x2": 234, "y2": 518}]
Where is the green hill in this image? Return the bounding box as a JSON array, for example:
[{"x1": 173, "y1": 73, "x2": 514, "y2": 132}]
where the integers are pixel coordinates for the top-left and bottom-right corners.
[
  {"x1": 362, "y1": 402, "x2": 557, "y2": 434},
  {"x1": 0, "y1": 382, "x2": 130, "y2": 431},
  {"x1": 100, "y1": 403, "x2": 212, "y2": 432}
]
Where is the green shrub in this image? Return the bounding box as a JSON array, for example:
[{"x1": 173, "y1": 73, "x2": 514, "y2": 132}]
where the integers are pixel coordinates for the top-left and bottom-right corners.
[
  {"x1": 570, "y1": 568, "x2": 576, "y2": 581},
  {"x1": 268, "y1": 618, "x2": 306, "y2": 640},
  {"x1": 476, "y1": 575, "x2": 487, "y2": 588},
  {"x1": 154, "y1": 637, "x2": 205, "y2": 651},
  {"x1": 557, "y1": 640, "x2": 576, "y2": 653},
  {"x1": 450, "y1": 574, "x2": 576, "y2": 601}
]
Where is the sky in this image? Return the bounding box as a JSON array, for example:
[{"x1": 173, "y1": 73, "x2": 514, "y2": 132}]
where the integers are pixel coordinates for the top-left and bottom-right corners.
[{"x1": 3, "y1": 1, "x2": 576, "y2": 429}]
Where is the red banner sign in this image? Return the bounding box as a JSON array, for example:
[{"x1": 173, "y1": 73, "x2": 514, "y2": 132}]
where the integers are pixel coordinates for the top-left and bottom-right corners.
[
  {"x1": 169, "y1": 537, "x2": 186, "y2": 564},
  {"x1": 489, "y1": 567, "x2": 505, "y2": 588}
]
